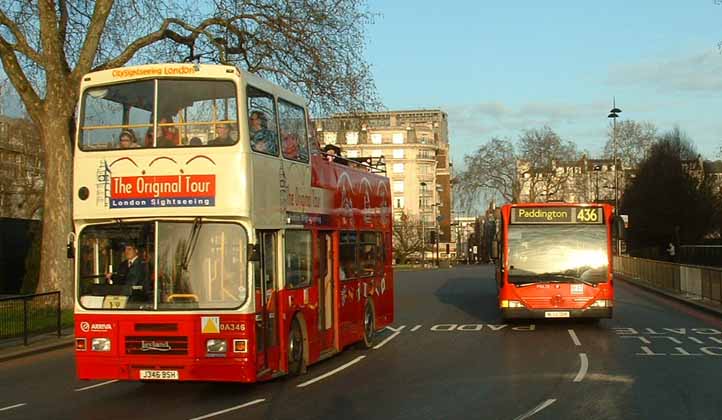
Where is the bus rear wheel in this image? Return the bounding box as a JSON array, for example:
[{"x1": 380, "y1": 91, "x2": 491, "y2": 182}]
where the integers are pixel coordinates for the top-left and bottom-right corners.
[
  {"x1": 287, "y1": 318, "x2": 305, "y2": 376},
  {"x1": 360, "y1": 302, "x2": 376, "y2": 349}
]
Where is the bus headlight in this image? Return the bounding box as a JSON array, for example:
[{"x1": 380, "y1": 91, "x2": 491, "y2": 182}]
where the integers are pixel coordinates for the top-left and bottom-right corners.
[
  {"x1": 591, "y1": 300, "x2": 612, "y2": 307},
  {"x1": 501, "y1": 300, "x2": 524, "y2": 308},
  {"x1": 206, "y1": 339, "x2": 227, "y2": 353},
  {"x1": 91, "y1": 338, "x2": 111, "y2": 352}
]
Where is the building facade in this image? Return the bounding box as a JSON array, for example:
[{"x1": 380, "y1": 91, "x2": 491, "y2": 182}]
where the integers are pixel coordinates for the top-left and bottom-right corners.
[
  {"x1": 315, "y1": 110, "x2": 453, "y2": 255},
  {"x1": 0, "y1": 116, "x2": 43, "y2": 219},
  {"x1": 517, "y1": 156, "x2": 623, "y2": 205}
]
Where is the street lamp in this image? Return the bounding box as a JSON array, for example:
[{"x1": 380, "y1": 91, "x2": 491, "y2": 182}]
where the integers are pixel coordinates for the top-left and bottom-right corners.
[
  {"x1": 432, "y1": 202, "x2": 441, "y2": 267},
  {"x1": 607, "y1": 99, "x2": 622, "y2": 211},
  {"x1": 419, "y1": 182, "x2": 427, "y2": 267}
]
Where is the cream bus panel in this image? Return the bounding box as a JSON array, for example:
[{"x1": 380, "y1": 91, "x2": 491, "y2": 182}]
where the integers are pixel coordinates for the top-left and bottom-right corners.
[{"x1": 74, "y1": 149, "x2": 248, "y2": 219}]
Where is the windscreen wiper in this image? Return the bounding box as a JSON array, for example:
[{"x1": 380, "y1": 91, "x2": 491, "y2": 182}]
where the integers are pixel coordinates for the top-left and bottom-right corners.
[
  {"x1": 180, "y1": 217, "x2": 203, "y2": 271},
  {"x1": 538, "y1": 272, "x2": 596, "y2": 287}
]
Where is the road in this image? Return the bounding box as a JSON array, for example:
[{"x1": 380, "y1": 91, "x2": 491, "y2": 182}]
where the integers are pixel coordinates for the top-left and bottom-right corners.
[{"x1": 2, "y1": 265, "x2": 722, "y2": 419}]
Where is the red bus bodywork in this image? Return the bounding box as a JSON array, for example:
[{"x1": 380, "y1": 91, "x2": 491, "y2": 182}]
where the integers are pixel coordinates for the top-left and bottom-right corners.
[{"x1": 496, "y1": 203, "x2": 614, "y2": 320}]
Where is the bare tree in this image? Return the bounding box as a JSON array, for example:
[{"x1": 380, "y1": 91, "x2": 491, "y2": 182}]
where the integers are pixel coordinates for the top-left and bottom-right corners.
[
  {"x1": 392, "y1": 214, "x2": 423, "y2": 265},
  {"x1": 456, "y1": 137, "x2": 518, "y2": 209},
  {"x1": 603, "y1": 120, "x2": 657, "y2": 168},
  {"x1": 0, "y1": 1, "x2": 379, "y2": 306},
  {"x1": 517, "y1": 126, "x2": 578, "y2": 202}
]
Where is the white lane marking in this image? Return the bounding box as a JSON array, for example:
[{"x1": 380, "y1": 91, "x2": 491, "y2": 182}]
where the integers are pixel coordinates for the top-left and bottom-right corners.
[
  {"x1": 74, "y1": 379, "x2": 119, "y2": 392},
  {"x1": 374, "y1": 331, "x2": 401, "y2": 350},
  {"x1": 188, "y1": 398, "x2": 266, "y2": 420},
  {"x1": 574, "y1": 353, "x2": 589, "y2": 383},
  {"x1": 568, "y1": 329, "x2": 581, "y2": 346},
  {"x1": 0, "y1": 403, "x2": 27, "y2": 412},
  {"x1": 385, "y1": 325, "x2": 406, "y2": 332},
  {"x1": 513, "y1": 399, "x2": 557, "y2": 420},
  {"x1": 297, "y1": 356, "x2": 366, "y2": 388},
  {"x1": 410, "y1": 325, "x2": 422, "y2": 332}
]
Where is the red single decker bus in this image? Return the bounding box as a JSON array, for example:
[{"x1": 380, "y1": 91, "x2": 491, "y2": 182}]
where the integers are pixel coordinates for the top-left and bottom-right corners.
[
  {"x1": 71, "y1": 63, "x2": 393, "y2": 383},
  {"x1": 495, "y1": 203, "x2": 615, "y2": 320}
]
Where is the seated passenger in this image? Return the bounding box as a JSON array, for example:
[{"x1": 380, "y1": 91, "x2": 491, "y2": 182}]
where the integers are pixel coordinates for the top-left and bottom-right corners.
[
  {"x1": 118, "y1": 130, "x2": 140, "y2": 149},
  {"x1": 249, "y1": 111, "x2": 278, "y2": 154},
  {"x1": 208, "y1": 123, "x2": 234, "y2": 146},
  {"x1": 282, "y1": 132, "x2": 300, "y2": 160},
  {"x1": 157, "y1": 116, "x2": 179, "y2": 147}
]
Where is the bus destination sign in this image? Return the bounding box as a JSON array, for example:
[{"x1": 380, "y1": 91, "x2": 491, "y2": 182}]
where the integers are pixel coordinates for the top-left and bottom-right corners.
[{"x1": 511, "y1": 207, "x2": 603, "y2": 224}]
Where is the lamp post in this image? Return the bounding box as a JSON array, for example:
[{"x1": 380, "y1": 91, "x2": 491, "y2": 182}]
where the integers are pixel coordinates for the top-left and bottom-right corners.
[
  {"x1": 607, "y1": 99, "x2": 622, "y2": 211},
  {"x1": 432, "y1": 202, "x2": 441, "y2": 267},
  {"x1": 420, "y1": 182, "x2": 426, "y2": 267},
  {"x1": 608, "y1": 99, "x2": 622, "y2": 255}
]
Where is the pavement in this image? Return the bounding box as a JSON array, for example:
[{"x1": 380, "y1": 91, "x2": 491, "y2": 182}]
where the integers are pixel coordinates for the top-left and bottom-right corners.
[
  {"x1": 0, "y1": 328, "x2": 74, "y2": 363},
  {"x1": 2, "y1": 265, "x2": 722, "y2": 419},
  {"x1": 616, "y1": 273, "x2": 722, "y2": 317}
]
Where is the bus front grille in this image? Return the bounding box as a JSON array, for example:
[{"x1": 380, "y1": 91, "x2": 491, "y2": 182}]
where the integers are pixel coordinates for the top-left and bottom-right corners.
[{"x1": 125, "y1": 336, "x2": 188, "y2": 355}]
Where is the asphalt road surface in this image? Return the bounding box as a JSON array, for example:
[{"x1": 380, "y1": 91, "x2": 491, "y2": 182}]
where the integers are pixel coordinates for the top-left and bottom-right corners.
[{"x1": 2, "y1": 265, "x2": 722, "y2": 420}]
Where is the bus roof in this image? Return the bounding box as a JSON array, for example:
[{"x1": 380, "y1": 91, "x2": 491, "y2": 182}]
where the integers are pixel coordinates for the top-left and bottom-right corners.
[{"x1": 81, "y1": 63, "x2": 308, "y2": 108}]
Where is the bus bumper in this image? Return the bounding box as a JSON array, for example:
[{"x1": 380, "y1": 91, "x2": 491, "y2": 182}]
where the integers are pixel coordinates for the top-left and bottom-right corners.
[
  {"x1": 76, "y1": 356, "x2": 259, "y2": 383},
  {"x1": 501, "y1": 307, "x2": 612, "y2": 319}
]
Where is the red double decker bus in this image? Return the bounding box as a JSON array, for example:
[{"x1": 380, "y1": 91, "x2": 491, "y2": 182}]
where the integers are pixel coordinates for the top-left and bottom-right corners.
[
  {"x1": 71, "y1": 63, "x2": 393, "y2": 382},
  {"x1": 495, "y1": 203, "x2": 615, "y2": 320}
]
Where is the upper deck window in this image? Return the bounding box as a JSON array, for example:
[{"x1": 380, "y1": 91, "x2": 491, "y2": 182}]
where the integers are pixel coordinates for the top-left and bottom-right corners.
[
  {"x1": 247, "y1": 86, "x2": 279, "y2": 156},
  {"x1": 79, "y1": 79, "x2": 239, "y2": 150},
  {"x1": 278, "y1": 99, "x2": 309, "y2": 163}
]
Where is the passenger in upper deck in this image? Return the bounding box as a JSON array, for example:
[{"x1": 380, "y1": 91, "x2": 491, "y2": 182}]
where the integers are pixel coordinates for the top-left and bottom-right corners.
[
  {"x1": 208, "y1": 123, "x2": 234, "y2": 146},
  {"x1": 249, "y1": 110, "x2": 278, "y2": 154},
  {"x1": 118, "y1": 130, "x2": 140, "y2": 149},
  {"x1": 157, "y1": 116, "x2": 180, "y2": 147}
]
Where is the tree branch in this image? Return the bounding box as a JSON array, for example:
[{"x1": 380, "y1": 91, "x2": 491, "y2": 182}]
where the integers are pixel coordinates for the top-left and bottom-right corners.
[
  {"x1": 0, "y1": 10, "x2": 44, "y2": 65},
  {"x1": 0, "y1": 39, "x2": 42, "y2": 120},
  {"x1": 70, "y1": 0, "x2": 113, "y2": 83}
]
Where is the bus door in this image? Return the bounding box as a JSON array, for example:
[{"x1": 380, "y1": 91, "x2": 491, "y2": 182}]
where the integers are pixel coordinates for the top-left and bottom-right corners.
[
  {"x1": 316, "y1": 231, "x2": 336, "y2": 351},
  {"x1": 255, "y1": 231, "x2": 280, "y2": 374}
]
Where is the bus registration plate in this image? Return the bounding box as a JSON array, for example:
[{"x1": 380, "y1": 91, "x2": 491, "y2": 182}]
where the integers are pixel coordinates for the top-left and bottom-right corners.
[
  {"x1": 139, "y1": 370, "x2": 178, "y2": 380},
  {"x1": 545, "y1": 311, "x2": 570, "y2": 318}
]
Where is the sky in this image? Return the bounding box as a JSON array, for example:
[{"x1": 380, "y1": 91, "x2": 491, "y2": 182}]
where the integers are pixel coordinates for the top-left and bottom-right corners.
[{"x1": 364, "y1": 1, "x2": 722, "y2": 168}]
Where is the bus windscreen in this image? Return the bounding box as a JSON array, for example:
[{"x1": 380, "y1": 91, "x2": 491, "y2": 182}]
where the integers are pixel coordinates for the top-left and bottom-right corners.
[{"x1": 507, "y1": 224, "x2": 608, "y2": 284}]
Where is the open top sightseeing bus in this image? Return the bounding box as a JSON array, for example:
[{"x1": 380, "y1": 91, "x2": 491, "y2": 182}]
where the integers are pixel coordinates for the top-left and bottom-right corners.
[
  {"x1": 71, "y1": 63, "x2": 393, "y2": 382},
  {"x1": 494, "y1": 202, "x2": 616, "y2": 320}
]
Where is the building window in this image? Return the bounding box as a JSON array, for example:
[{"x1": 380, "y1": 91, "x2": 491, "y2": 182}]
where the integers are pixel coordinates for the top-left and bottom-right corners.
[
  {"x1": 395, "y1": 197, "x2": 405, "y2": 209},
  {"x1": 346, "y1": 131, "x2": 358, "y2": 145},
  {"x1": 394, "y1": 212, "x2": 403, "y2": 222},
  {"x1": 393, "y1": 181, "x2": 404, "y2": 193},
  {"x1": 323, "y1": 132, "x2": 336, "y2": 145},
  {"x1": 392, "y1": 163, "x2": 404, "y2": 173},
  {"x1": 370, "y1": 149, "x2": 382, "y2": 157},
  {"x1": 346, "y1": 149, "x2": 359, "y2": 158},
  {"x1": 392, "y1": 133, "x2": 404, "y2": 144},
  {"x1": 370, "y1": 133, "x2": 382, "y2": 144},
  {"x1": 393, "y1": 149, "x2": 404, "y2": 159}
]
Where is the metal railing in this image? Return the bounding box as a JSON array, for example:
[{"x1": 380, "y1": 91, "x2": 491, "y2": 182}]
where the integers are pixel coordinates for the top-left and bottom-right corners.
[
  {"x1": 615, "y1": 256, "x2": 722, "y2": 304},
  {"x1": 0, "y1": 291, "x2": 61, "y2": 345}
]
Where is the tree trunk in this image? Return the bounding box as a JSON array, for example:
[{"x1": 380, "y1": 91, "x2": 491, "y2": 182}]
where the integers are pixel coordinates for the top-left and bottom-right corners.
[{"x1": 35, "y1": 111, "x2": 74, "y2": 308}]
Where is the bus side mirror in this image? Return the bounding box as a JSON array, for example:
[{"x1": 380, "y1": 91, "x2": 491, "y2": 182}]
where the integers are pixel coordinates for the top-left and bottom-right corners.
[
  {"x1": 248, "y1": 244, "x2": 260, "y2": 262},
  {"x1": 66, "y1": 233, "x2": 75, "y2": 259}
]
